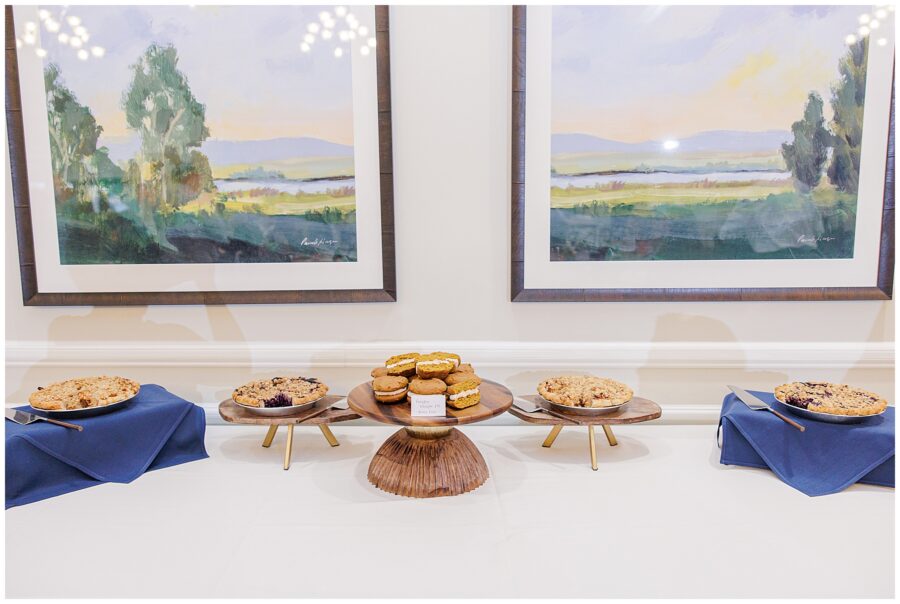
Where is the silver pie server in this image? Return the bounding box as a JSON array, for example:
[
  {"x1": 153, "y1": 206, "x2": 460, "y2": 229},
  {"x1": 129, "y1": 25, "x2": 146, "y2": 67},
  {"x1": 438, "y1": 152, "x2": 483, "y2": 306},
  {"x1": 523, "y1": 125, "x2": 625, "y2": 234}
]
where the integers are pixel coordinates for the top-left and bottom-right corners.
[
  {"x1": 5, "y1": 408, "x2": 84, "y2": 431},
  {"x1": 728, "y1": 385, "x2": 805, "y2": 432},
  {"x1": 512, "y1": 398, "x2": 577, "y2": 423}
]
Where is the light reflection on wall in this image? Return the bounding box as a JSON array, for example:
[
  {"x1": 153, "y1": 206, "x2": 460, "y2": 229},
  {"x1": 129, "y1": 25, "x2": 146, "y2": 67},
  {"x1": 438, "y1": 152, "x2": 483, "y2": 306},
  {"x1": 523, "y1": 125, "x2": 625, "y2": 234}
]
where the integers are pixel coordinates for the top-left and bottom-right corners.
[
  {"x1": 16, "y1": 7, "x2": 105, "y2": 62},
  {"x1": 300, "y1": 6, "x2": 376, "y2": 59},
  {"x1": 849, "y1": 4, "x2": 894, "y2": 48}
]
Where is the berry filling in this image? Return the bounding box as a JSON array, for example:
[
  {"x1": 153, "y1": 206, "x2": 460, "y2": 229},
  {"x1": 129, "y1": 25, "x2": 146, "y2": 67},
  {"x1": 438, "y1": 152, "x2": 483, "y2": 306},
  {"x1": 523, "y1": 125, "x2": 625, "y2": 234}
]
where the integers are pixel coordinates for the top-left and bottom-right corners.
[{"x1": 263, "y1": 393, "x2": 293, "y2": 408}]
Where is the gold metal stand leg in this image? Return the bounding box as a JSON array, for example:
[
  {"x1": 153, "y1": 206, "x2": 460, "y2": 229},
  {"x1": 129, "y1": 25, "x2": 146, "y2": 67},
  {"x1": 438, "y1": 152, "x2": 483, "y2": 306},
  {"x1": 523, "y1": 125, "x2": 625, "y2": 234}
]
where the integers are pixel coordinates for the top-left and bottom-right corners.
[
  {"x1": 283, "y1": 424, "x2": 294, "y2": 471},
  {"x1": 262, "y1": 425, "x2": 278, "y2": 448},
  {"x1": 588, "y1": 425, "x2": 598, "y2": 471},
  {"x1": 319, "y1": 424, "x2": 340, "y2": 447},
  {"x1": 542, "y1": 424, "x2": 563, "y2": 448},
  {"x1": 602, "y1": 425, "x2": 618, "y2": 446}
]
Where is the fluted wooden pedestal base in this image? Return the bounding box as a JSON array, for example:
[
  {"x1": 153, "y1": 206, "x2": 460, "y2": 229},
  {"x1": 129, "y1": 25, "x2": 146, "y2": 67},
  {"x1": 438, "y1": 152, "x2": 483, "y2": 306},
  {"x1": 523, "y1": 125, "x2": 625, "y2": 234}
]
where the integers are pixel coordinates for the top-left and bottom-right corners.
[{"x1": 367, "y1": 427, "x2": 489, "y2": 498}]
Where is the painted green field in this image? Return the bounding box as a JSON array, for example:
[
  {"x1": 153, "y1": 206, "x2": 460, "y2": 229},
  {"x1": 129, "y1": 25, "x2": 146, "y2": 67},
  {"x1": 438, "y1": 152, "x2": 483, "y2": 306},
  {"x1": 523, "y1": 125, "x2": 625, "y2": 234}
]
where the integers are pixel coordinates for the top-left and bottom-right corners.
[
  {"x1": 550, "y1": 179, "x2": 794, "y2": 208},
  {"x1": 212, "y1": 156, "x2": 354, "y2": 180},
  {"x1": 550, "y1": 184, "x2": 858, "y2": 261},
  {"x1": 181, "y1": 188, "x2": 356, "y2": 217},
  {"x1": 550, "y1": 150, "x2": 786, "y2": 176}
]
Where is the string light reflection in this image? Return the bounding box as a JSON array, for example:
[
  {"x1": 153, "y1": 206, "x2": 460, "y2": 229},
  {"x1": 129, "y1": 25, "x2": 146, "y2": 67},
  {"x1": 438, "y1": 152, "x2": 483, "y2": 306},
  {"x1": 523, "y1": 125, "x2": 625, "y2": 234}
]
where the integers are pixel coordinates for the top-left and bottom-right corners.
[
  {"x1": 302, "y1": 8, "x2": 376, "y2": 59},
  {"x1": 17, "y1": 8, "x2": 106, "y2": 62},
  {"x1": 847, "y1": 6, "x2": 893, "y2": 46}
]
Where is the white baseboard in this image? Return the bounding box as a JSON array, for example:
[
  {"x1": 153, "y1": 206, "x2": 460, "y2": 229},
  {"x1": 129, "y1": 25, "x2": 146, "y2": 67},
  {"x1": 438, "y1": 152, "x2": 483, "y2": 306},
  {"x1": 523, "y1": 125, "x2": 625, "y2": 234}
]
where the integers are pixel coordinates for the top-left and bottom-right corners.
[{"x1": 5, "y1": 340, "x2": 894, "y2": 369}]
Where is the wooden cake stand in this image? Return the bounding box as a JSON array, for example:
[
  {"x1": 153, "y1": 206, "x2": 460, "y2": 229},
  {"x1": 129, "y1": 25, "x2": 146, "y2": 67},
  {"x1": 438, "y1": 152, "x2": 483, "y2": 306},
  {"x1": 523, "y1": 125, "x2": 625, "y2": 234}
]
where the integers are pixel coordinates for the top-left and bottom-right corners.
[
  {"x1": 509, "y1": 395, "x2": 662, "y2": 471},
  {"x1": 347, "y1": 380, "x2": 513, "y2": 498},
  {"x1": 219, "y1": 396, "x2": 360, "y2": 470}
]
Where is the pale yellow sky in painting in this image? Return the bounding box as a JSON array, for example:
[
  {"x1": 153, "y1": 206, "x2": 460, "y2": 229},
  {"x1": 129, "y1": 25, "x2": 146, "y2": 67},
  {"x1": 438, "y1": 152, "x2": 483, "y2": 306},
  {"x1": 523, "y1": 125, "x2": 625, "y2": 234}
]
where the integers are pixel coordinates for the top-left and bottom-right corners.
[
  {"x1": 551, "y1": 5, "x2": 877, "y2": 142},
  {"x1": 94, "y1": 104, "x2": 354, "y2": 144},
  {"x1": 45, "y1": 6, "x2": 356, "y2": 145}
]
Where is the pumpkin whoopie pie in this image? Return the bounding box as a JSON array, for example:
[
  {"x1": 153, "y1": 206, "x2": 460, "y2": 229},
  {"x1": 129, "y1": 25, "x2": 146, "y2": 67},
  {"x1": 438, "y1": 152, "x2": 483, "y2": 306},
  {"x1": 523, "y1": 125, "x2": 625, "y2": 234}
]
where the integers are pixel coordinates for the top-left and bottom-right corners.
[
  {"x1": 371, "y1": 367, "x2": 390, "y2": 378},
  {"x1": 407, "y1": 376, "x2": 447, "y2": 401},
  {"x1": 446, "y1": 379, "x2": 481, "y2": 410},
  {"x1": 373, "y1": 375, "x2": 409, "y2": 403},
  {"x1": 433, "y1": 351, "x2": 461, "y2": 369},
  {"x1": 445, "y1": 372, "x2": 482, "y2": 387},
  {"x1": 416, "y1": 353, "x2": 455, "y2": 379},
  {"x1": 386, "y1": 353, "x2": 419, "y2": 377}
]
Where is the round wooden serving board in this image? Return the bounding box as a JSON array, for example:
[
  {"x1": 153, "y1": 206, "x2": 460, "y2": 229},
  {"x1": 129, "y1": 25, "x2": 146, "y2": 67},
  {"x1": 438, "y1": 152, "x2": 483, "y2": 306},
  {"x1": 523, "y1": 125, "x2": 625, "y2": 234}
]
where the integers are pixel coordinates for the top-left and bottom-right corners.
[
  {"x1": 347, "y1": 379, "x2": 513, "y2": 427},
  {"x1": 509, "y1": 395, "x2": 662, "y2": 426},
  {"x1": 218, "y1": 396, "x2": 360, "y2": 426}
]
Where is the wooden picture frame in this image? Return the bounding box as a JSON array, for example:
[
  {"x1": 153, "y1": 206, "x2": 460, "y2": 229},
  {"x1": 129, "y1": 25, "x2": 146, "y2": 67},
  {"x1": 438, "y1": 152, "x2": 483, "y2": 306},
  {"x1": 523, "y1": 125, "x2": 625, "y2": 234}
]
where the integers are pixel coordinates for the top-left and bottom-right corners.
[
  {"x1": 6, "y1": 5, "x2": 396, "y2": 305},
  {"x1": 511, "y1": 6, "x2": 894, "y2": 302}
]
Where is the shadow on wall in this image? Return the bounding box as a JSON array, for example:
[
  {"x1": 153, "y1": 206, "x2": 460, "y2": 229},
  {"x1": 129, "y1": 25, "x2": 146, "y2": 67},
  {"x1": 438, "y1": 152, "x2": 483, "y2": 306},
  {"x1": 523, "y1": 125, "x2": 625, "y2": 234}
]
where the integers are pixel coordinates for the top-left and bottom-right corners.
[
  {"x1": 637, "y1": 313, "x2": 789, "y2": 409},
  {"x1": 841, "y1": 303, "x2": 894, "y2": 398},
  {"x1": 10, "y1": 270, "x2": 256, "y2": 405},
  {"x1": 497, "y1": 313, "x2": 791, "y2": 413}
]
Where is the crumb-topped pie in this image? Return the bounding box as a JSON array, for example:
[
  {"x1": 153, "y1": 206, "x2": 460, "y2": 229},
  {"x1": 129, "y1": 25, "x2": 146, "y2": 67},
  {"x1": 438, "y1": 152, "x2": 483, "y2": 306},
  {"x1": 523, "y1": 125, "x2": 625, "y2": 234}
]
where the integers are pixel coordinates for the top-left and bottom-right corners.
[
  {"x1": 538, "y1": 376, "x2": 633, "y2": 408},
  {"x1": 29, "y1": 376, "x2": 140, "y2": 411},
  {"x1": 774, "y1": 382, "x2": 887, "y2": 416},
  {"x1": 232, "y1": 376, "x2": 328, "y2": 408}
]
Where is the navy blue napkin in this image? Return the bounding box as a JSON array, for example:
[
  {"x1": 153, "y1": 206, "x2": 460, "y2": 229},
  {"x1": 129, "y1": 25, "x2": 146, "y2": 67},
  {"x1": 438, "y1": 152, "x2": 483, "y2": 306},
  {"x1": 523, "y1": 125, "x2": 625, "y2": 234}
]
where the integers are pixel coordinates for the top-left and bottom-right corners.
[
  {"x1": 6, "y1": 384, "x2": 208, "y2": 508},
  {"x1": 719, "y1": 391, "x2": 894, "y2": 496}
]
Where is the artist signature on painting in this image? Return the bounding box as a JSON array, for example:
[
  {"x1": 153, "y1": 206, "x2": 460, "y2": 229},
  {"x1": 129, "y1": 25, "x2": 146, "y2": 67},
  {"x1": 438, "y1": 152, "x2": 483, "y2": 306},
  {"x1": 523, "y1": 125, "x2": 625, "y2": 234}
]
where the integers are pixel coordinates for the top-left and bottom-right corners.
[
  {"x1": 300, "y1": 237, "x2": 339, "y2": 248},
  {"x1": 797, "y1": 235, "x2": 836, "y2": 244}
]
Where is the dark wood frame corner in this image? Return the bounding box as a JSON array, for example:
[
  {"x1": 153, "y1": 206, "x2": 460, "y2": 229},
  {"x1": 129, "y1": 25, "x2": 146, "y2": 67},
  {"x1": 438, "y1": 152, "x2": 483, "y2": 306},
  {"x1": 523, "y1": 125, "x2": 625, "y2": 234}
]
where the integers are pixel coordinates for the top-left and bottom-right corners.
[
  {"x1": 510, "y1": 5, "x2": 894, "y2": 302},
  {"x1": 5, "y1": 5, "x2": 396, "y2": 306}
]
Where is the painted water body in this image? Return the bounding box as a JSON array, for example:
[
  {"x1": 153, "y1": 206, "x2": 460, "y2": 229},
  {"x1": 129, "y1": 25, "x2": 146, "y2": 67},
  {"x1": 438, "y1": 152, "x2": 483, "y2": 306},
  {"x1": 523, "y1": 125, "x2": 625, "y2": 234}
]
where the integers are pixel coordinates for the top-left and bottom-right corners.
[
  {"x1": 551, "y1": 171, "x2": 791, "y2": 189},
  {"x1": 214, "y1": 177, "x2": 356, "y2": 195}
]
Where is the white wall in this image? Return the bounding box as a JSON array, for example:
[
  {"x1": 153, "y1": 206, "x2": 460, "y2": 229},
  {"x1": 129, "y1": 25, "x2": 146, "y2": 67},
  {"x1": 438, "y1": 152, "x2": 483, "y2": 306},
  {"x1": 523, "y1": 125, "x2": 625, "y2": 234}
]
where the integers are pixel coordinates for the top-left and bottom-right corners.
[{"x1": 5, "y1": 7, "x2": 894, "y2": 422}]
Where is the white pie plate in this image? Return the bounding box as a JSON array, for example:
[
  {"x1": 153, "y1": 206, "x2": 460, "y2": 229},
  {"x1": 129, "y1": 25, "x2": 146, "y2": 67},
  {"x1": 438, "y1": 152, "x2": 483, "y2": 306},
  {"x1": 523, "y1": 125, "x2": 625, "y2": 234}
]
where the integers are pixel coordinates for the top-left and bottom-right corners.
[
  {"x1": 543, "y1": 396, "x2": 630, "y2": 416},
  {"x1": 773, "y1": 393, "x2": 886, "y2": 424},
  {"x1": 31, "y1": 392, "x2": 139, "y2": 419},
  {"x1": 234, "y1": 394, "x2": 326, "y2": 417}
]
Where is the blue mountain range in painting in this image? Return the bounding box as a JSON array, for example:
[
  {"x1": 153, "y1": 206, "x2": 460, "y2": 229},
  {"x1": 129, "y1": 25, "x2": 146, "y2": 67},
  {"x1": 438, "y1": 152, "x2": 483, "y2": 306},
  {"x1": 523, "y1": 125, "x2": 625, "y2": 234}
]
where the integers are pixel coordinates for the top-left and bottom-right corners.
[
  {"x1": 552, "y1": 130, "x2": 791, "y2": 154},
  {"x1": 100, "y1": 136, "x2": 354, "y2": 164}
]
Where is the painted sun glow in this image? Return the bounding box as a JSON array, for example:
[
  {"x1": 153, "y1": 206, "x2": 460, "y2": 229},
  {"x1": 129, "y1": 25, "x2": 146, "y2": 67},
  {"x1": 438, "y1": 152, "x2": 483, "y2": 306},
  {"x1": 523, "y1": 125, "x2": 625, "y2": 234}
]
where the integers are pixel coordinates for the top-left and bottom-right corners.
[{"x1": 662, "y1": 139, "x2": 680, "y2": 151}]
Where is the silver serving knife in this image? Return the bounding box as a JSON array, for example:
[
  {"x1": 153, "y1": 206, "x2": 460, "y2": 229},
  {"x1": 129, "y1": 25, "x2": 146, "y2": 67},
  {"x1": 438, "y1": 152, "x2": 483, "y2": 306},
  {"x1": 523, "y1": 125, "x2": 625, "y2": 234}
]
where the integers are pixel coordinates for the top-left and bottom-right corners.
[
  {"x1": 5, "y1": 408, "x2": 84, "y2": 431},
  {"x1": 303, "y1": 398, "x2": 350, "y2": 421},
  {"x1": 512, "y1": 398, "x2": 577, "y2": 424},
  {"x1": 727, "y1": 385, "x2": 805, "y2": 432}
]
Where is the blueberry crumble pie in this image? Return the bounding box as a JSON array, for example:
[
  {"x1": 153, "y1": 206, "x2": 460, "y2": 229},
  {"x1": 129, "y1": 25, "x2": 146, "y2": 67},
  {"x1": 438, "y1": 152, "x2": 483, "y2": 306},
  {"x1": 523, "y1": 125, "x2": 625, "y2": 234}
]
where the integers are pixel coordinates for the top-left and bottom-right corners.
[
  {"x1": 774, "y1": 382, "x2": 887, "y2": 416},
  {"x1": 232, "y1": 377, "x2": 328, "y2": 408}
]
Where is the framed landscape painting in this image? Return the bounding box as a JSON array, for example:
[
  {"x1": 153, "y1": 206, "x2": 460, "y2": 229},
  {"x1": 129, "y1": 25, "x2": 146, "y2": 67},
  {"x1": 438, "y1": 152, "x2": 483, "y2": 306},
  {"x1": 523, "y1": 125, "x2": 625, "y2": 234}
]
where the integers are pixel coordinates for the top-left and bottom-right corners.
[
  {"x1": 512, "y1": 5, "x2": 895, "y2": 301},
  {"x1": 7, "y1": 5, "x2": 395, "y2": 305}
]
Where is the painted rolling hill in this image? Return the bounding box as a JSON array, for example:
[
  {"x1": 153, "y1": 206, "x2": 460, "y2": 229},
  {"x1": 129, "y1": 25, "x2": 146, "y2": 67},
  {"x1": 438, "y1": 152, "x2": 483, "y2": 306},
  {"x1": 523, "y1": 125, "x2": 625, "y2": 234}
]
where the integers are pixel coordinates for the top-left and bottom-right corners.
[
  {"x1": 100, "y1": 136, "x2": 353, "y2": 165},
  {"x1": 551, "y1": 130, "x2": 791, "y2": 155}
]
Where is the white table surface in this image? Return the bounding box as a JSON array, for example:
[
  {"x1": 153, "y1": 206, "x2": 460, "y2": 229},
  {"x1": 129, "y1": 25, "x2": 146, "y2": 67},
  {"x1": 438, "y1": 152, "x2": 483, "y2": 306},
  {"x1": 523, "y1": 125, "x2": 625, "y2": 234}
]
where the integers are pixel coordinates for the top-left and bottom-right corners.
[{"x1": 5, "y1": 424, "x2": 894, "y2": 598}]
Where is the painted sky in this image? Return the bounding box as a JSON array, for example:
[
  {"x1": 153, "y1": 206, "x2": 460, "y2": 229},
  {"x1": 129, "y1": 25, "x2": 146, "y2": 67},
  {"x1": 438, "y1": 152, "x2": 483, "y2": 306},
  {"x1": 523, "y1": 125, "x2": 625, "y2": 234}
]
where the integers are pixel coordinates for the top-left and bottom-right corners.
[
  {"x1": 34, "y1": 5, "x2": 365, "y2": 144},
  {"x1": 551, "y1": 5, "x2": 885, "y2": 143}
]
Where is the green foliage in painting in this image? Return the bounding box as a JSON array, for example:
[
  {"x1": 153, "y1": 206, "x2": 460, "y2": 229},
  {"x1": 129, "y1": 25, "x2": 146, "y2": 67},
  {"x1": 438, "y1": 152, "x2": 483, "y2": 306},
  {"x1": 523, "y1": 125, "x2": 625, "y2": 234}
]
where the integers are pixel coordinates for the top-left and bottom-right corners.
[
  {"x1": 230, "y1": 166, "x2": 286, "y2": 180},
  {"x1": 44, "y1": 63, "x2": 123, "y2": 208},
  {"x1": 121, "y1": 44, "x2": 210, "y2": 214},
  {"x1": 781, "y1": 92, "x2": 831, "y2": 192},
  {"x1": 828, "y1": 39, "x2": 868, "y2": 194}
]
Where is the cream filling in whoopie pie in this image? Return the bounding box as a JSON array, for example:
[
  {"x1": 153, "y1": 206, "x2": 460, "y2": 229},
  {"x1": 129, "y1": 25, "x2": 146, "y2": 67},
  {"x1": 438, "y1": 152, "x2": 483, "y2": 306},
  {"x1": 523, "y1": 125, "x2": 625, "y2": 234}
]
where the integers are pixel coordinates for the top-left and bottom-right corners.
[
  {"x1": 375, "y1": 388, "x2": 407, "y2": 397},
  {"x1": 386, "y1": 359, "x2": 415, "y2": 369},
  {"x1": 449, "y1": 388, "x2": 479, "y2": 401},
  {"x1": 417, "y1": 359, "x2": 452, "y2": 367}
]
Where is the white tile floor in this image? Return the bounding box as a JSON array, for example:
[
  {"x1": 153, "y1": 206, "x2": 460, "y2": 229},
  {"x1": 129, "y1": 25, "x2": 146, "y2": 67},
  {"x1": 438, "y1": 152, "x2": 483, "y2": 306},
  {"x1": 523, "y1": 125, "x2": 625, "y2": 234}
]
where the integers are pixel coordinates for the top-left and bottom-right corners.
[{"x1": 5, "y1": 424, "x2": 894, "y2": 598}]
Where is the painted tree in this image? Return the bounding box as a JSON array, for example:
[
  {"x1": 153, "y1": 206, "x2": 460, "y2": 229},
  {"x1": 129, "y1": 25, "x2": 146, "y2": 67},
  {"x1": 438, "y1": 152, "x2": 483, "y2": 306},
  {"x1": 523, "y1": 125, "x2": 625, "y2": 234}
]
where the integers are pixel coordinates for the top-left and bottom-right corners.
[
  {"x1": 828, "y1": 38, "x2": 868, "y2": 194},
  {"x1": 44, "y1": 64, "x2": 102, "y2": 200},
  {"x1": 781, "y1": 92, "x2": 831, "y2": 193},
  {"x1": 121, "y1": 44, "x2": 210, "y2": 214}
]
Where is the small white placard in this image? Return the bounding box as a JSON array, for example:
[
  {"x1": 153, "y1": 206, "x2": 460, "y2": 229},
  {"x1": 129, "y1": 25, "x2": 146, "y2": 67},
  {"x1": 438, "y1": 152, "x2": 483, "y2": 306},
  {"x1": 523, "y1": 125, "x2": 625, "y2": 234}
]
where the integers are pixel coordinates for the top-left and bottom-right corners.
[{"x1": 410, "y1": 394, "x2": 446, "y2": 417}]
